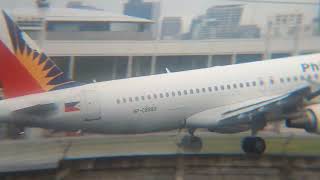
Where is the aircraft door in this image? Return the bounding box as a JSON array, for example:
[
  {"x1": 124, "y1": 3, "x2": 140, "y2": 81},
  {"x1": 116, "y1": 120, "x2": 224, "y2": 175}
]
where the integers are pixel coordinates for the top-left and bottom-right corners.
[{"x1": 81, "y1": 90, "x2": 101, "y2": 121}]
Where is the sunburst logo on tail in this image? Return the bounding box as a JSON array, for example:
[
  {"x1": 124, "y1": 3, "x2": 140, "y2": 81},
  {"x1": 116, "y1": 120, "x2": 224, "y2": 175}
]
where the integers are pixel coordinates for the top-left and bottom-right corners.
[
  {"x1": 3, "y1": 12, "x2": 79, "y2": 92},
  {"x1": 15, "y1": 45, "x2": 68, "y2": 91}
]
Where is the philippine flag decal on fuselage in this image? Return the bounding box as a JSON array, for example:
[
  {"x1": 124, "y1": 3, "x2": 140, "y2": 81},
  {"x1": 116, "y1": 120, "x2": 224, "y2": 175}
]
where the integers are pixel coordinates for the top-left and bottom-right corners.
[{"x1": 64, "y1": 101, "x2": 80, "y2": 112}]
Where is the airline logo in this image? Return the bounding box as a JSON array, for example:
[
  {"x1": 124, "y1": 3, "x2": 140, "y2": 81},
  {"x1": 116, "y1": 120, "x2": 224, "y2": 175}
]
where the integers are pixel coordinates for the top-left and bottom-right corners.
[
  {"x1": 301, "y1": 63, "x2": 320, "y2": 73},
  {"x1": 64, "y1": 102, "x2": 80, "y2": 112},
  {"x1": 0, "y1": 11, "x2": 80, "y2": 98}
]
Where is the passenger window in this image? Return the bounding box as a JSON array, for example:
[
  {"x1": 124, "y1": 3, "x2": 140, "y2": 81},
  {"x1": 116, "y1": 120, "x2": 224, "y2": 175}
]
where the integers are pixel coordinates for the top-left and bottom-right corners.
[
  {"x1": 300, "y1": 75, "x2": 305, "y2": 80},
  {"x1": 172, "y1": 92, "x2": 176, "y2": 97},
  {"x1": 147, "y1": 95, "x2": 152, "y2": 100},
  {"x1": 259, "y1": 80, "x2": 264, "y2": 86},
  {"x1": 239, "y1": 83, "x2": 244, "y2": 88},
  {"x1": 116, "y1": 99, "x2": 121, "y2": 104},
  {"x1": 233, "y1": 84, "x2": 237, "y2": 89},
  {"x1": 287, "y1": 77, "x2": 291, "y2": 82},
  {"x1": 129, "y1": 97, "x2": 133, "y2": 102},
  {"x1": 280, "y1": 78, "x2": 285, "y2": 83},
  {"x1": 214, "y1": 86, "x2": 219, "y2": 91},
  {"x1": 315, "y1": 74, "x2": 319, "y2": 80},
  {"x1": 293, "y1": 76, "x2": 298, "y2": 82},
  {"x1": 122, "y1": 98, "x2": 127, "y2": 103},
  {"x1": 246, "y1": 82, "x2": 250, "y2": 87},
  {"x1": 208, "y1": 87, "x2": 213, "y2": 92},
  {"x1": 270, "y1": 79, "x2": 274, "y2": 85},
  {"x1": 141, "y1": 96, "x2": 145, "y2": 101},
  {"x1": 220, "y1": 85, "x2": 225, "y2": 90},
  {"x1": 190, "y1": 89, "x2": 194, "y2": 94},
  {"x1": 178, "y1": 91, "x2": 182, "y2": 96},
  {"x1": 202, "y1": 88, "x2": 206, "y2": 93},
  {"x1": 227, "y1": 85, "x2": 231, "y2": 90},
  {"x1": 135, "y1": 97, "x2": 139, "y2": 102},
  {"x1": 153, "y1": 94, "x2": 158, "y2": 99},
  {"x1": 196, "y1": 89, "x2": 200, "y2": 93},
  {"x1": 307, "y1": 74, "x2": 312, "y2": 80},
  {"x1": 184, "y1": 90, "x2": 188, "y2": 95},
  {"x1": 166, "y1": 92, "x2": 170, "y2": 97},
  {"x1": 159, "y1": 93, "x2": 164, "y2": 98}
]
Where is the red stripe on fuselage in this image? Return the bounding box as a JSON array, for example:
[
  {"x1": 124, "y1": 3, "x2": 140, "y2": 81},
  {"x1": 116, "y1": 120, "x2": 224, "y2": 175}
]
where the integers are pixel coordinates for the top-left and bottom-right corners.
[{"x1": 0, "y1": 40, "x2": 44, "y2": 98}]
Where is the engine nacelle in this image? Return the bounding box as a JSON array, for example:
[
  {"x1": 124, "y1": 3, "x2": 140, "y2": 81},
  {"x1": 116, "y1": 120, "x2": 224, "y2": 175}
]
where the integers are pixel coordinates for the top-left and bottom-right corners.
[{"x1": 286, "y1": 104, "x2": 320, "y2": 134}]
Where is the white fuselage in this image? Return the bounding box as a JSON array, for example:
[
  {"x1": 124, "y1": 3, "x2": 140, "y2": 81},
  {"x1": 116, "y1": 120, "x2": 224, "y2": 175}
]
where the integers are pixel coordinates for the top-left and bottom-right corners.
[{"x1": 1, "y1": 54, "x2": 320, "y2": 134}]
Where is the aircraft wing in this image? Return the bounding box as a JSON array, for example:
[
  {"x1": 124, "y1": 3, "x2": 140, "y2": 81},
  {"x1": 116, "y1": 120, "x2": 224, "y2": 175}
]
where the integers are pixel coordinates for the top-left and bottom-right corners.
[
  {"x1": 13, "y1": 103, "x2": 58, "y2": 117},
  {"x1": 186, "y1": 84, "x2": 310, "y2": 133}
]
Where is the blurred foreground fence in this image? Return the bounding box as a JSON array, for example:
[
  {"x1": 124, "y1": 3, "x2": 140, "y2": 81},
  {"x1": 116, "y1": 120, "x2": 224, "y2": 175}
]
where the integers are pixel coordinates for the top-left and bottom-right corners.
[{"x1": 0, "y1": 134, "x2": 320, "y2": 180}]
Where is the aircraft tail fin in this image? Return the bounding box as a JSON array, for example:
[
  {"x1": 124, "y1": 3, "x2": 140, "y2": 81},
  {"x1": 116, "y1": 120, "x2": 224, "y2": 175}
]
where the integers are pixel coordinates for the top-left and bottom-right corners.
[{"x1": 0, "y1": 10, "x2": 80, "y2": 99}]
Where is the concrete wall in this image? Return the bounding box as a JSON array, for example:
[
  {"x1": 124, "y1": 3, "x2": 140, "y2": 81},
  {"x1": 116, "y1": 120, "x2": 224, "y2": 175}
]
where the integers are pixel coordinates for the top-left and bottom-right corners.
[
  {"x1": 3, "y1": 155, "x2": 320, "y2": 180},
  {"x1": 42, "y1": 38, "x2": 320, "y2": 56}
]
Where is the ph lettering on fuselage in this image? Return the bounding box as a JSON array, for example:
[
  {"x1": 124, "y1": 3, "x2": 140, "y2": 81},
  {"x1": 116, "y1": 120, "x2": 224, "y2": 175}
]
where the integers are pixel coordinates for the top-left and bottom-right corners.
[{"x1": 301, "y1": 63, "x2": 320, "y2": 73}]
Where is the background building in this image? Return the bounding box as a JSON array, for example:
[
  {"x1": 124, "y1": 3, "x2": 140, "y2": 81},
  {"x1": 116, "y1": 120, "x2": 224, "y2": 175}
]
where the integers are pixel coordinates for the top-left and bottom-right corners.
[
  {"x1": 12, "y1": 8, "x2": 153, "y2": 41},
  {"x1": 190, "y1": 5, "x2": 260, "y2": 39},
  {"x1": 66, "y1": 1, "x2": 104, "y2": 11},
  {"x1": 267, "y1": 13, "x2": 312, "y2": 38},
  {"x1": 2, "y1": 1, "x2": 320, "y2": 139},
  {"x1": 161, "y1": 17, "x2": 182, "y2": 40},
  {"x1": 124, "y1": 0, "x2": 161, "y2": 39}
]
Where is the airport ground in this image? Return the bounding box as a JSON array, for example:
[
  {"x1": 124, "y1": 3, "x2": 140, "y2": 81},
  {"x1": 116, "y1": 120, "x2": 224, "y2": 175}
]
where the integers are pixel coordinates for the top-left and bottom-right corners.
[{"x1": 1, "y1": 132, "x2": 320, "y2": 180}]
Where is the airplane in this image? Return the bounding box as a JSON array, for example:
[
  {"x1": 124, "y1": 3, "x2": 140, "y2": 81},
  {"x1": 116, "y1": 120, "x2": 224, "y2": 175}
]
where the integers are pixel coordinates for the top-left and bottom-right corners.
[{"x1": 0, "y1": 10, "x2": 320, "y2": 155}]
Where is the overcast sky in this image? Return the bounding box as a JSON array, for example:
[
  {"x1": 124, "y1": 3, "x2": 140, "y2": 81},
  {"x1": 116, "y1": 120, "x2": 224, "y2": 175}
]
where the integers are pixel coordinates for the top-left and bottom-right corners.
[{"x1": 0, "y1": 0, "x2": 318, "y2": 31}]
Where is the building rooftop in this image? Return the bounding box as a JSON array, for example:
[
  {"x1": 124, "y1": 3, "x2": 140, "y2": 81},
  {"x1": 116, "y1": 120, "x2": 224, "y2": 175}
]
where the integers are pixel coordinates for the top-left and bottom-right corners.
[
  {"x1": 209, "y1": 4, "x2": 244, "y2": 9},
  {"x1": 9, "y1": 8, "x2": 153, "y2": 23}
]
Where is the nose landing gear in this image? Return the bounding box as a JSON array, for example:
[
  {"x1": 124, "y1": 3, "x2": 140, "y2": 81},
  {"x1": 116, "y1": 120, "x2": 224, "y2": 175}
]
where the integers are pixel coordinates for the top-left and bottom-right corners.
[{"x1": 178, "y1": 128, "x2": 203, "y2": 153}]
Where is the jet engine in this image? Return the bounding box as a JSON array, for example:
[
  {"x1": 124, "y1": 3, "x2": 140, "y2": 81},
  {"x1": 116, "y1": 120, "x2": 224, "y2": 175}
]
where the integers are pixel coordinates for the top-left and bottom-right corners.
[{"x1": 286, "y1": 104, "x2": 320, "y2": 134}]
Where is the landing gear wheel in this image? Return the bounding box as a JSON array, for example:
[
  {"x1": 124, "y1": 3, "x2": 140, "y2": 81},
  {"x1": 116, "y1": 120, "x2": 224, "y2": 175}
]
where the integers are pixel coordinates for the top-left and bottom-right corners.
[
  {"x1": 241, "y1": 136, "x2": 266, "y2": 155},
  {"x1": 178, "y1": 135, "x2": 203, "y2": 153}
]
